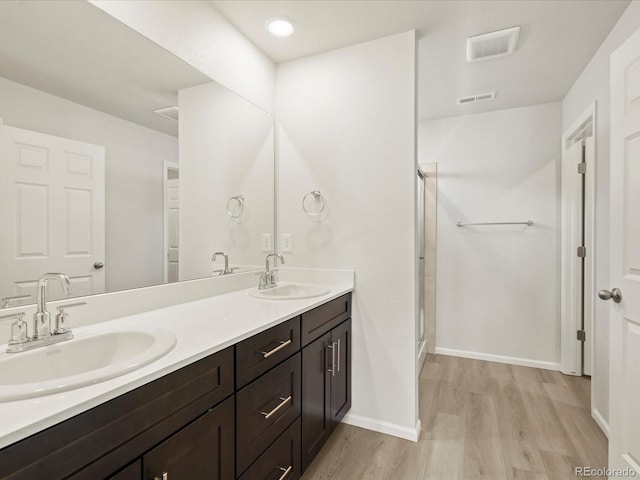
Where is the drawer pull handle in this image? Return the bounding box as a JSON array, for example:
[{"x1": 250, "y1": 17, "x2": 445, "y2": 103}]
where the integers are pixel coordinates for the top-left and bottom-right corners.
[
  {"x1": 153, "y1": 473, "x2": 168, "y2": 480},
  {"x1": 277, "y1": 465, "x2": 293, "y2": 480},
  {"x1": 259, "y1": 339, "x2": 292, "y2": 359},
  {"x1": 336, "y1": 338, "x2": 341, "y2": 373},
  {"x1": 328, "y1": 341, "x2": 337, "y2": 377},
  {"x1": 260, "y1": 395, "x2": 292, "y2": 419}
]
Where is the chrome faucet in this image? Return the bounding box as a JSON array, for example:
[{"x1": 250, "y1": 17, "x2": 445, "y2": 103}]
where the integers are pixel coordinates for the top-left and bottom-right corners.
[
  {"x1": 5, "y1": 273, "x2": 80, "y2": 353},
  {"x1": 258, "y1": 254, "x2": 285, "y2": 289},
  {"x1": 212, "y1": 252, "x2": 237, "y2": 276},
  {"x1": 34, "y1": 273, "x2": 72, "y2": 339}
]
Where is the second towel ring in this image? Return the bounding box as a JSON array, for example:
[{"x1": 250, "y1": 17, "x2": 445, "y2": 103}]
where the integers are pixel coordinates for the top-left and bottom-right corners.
[
  {"x1": 302, "y1": 190, "x2": 326, "y2": 216},
  {"x1": 227, "y1": 195, "x2": 245, "y2": 218}
]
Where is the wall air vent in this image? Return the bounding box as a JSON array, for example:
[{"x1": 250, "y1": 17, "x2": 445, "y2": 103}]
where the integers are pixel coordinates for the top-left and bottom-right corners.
[
  {"x1": 456, "y1": 91, "x2": 496, "y2": 105},
  {"x1": 153, "y1": 106, "x2": 179, "y2": 121},
  {"x1": 466, "y1": 26, "x2": 520, "y2": 62}
]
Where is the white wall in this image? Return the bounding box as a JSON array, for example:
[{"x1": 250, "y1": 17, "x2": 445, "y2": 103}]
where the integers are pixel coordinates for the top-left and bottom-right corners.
[
  {"x1": 562, "y1": 0, "x2": 640, "y2": 431},
  {"x1": 276, "y1": 31, "x2": 419, "y2": 440},
  {"x1": 90, "y1": 0, "x2": 275, "y2": 114},
  {"x1": 179, "y1": 81, "x2": 274, "y2": 279},
  {"x1": 419, "y1": 103, "x2": 562, "y2": 369},
  {"x1": 0, "y1": 77, "x2": 178, "y2": 292}
]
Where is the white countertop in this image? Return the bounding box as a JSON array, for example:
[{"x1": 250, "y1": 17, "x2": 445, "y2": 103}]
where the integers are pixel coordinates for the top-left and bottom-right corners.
[{"x1": 0, "y1": 281, "x2": 353, "y2": 449}]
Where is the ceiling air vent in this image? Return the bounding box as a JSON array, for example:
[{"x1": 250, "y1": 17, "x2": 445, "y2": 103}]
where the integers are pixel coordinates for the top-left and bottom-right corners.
[
  {"x1": 456, "y1": 91, "x2": 496, "y2": 105},
  {"x1": 153, "y1": 106, "x2": 179, "y2": 121},
  {"x1": 466, "y1": 26, "x2": 520, "y2": 62}
]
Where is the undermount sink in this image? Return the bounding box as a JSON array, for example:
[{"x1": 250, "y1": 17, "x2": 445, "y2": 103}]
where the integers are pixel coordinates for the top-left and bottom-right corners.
[
  {"x1": 249, "y1": 283, "x2": 330, "y2": 300},
  {"x1": 0, "y1": 328, "x2": 176, "y2": 402}
]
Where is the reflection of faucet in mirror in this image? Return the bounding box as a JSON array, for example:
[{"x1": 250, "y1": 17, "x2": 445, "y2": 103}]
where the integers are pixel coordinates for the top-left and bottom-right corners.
[
  {"x1": 258, "y1": 254, "x2": 285, "y2": 290},
  {"x1": 212, "y1": 252, "x2": 238, "y2": 276}
]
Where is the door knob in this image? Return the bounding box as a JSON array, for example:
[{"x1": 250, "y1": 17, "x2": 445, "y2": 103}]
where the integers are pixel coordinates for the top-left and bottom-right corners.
[
  {"x1": 598, "y1": 288, "x2": 622, "y2": 303},
  {"x1": 93, "y1": 262, "x2": 104, "y2": 270}
]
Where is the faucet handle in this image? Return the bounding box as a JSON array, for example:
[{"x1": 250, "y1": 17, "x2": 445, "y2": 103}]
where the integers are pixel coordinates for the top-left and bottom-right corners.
[
  {"x1": 54, "y1": 302, "x2": 86, "y2": 335},
  {"x1": 2, "y1": 295, "x2": 32, "y2": 308},
  {"x1": 0, "y1": 311, "x2": 28, "y2": 346}
]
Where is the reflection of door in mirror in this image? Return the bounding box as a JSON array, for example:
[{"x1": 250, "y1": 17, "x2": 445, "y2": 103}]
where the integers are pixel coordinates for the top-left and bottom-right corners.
[
  {"x1": 165, "y1": 164, "x2": 180, "y2": 283},
  {"x1": 0, "y1": 124, "x2": 105, "y2": 302}
]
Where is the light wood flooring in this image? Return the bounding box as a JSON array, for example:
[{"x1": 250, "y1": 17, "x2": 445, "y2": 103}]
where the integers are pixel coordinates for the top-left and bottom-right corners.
[{"x1": 302, "y1": 354, "x2": 608, "y2": 480}]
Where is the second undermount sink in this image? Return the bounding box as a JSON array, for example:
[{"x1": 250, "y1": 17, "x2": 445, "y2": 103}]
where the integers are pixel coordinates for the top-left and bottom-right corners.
[
  {"x1": 0, "y1": 328, "x2": 176, "y2": 402},
  {"x1": 249, "y1": 283, "x2": 330, "y2": 300}
]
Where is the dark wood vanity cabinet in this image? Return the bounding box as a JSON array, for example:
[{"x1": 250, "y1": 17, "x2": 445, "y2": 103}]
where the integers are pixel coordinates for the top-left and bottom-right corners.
[
  {"x1": 0, "y1": 292, "x2": 352, "y2": 480},
  {"x1": 301, "y1": 318, "x2": 351, "y2": 471}
]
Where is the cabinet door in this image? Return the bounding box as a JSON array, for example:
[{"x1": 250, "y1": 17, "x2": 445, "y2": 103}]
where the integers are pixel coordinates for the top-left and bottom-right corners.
[
  {"x1": 143, "y1": 396, "x2": 234, "y2": 480},
  {"x1": 301, "y1": 332, "x2": 331, "y2": 472},
  {"x1": 330, "y1": 318, "x2": 351, "y2": 430},
  {"x1": 109, "y1": 461, "x2": 141, "y2": 480}
]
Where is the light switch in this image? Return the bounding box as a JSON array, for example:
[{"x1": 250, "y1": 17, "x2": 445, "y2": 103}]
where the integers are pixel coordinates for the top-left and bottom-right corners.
[
  {"x1": 282, "y1": 233, "x2": 292, "y2": 253},
  {"x1": 261, "y1": 234, "x2": 272, "y2": 252}
]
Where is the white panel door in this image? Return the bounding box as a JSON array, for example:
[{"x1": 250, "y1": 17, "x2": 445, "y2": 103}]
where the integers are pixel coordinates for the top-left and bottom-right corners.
[
  {"x1": 609, "y1": 26, "x2": 640, "y2": 475},
  {"x1": 0, "y1": 124, "x2": 105, "y2": 301},
  {"x1": 167, "y1": 178, "x2": 179, "y2": 283}
]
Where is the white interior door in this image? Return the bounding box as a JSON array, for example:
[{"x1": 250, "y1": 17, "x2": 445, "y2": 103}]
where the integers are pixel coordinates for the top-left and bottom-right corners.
[
  {"x1": 608, "y1": 26, "x2": 640, "y2": 475},
  {"x1": 0, "y1": 124, "x2": 105, "y2": 301},
  {"x1": 167, "y1": 177, "x2": 179, "y2": 283},
  {"x1": 561, "y1": 140, "x2": 585, "y2": 375}
]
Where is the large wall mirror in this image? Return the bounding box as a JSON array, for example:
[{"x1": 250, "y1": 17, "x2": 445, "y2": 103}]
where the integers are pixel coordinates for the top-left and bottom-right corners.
[{"x1": 0, "y1": 1, "x2": 275, "y2": 306}]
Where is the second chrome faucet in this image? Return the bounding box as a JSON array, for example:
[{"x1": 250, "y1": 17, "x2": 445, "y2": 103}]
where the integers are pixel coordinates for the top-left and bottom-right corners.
[{"x1": 258, "y1": 254, "x2": 285, "y2": 289}]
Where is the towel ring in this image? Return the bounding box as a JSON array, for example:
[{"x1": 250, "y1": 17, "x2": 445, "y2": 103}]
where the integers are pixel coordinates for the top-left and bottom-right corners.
[
  {"x1": 302, "y1": 190, "x2": 326, "y2": 216},
  {"x1": 227, "y1": 195, "x2": 245, "y2": 218}
]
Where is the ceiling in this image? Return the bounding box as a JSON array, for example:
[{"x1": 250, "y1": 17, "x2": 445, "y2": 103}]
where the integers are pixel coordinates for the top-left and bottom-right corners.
[
  {"x1": 0, "y1": 1, "x2": 210, "y2": 136},
  {"x1": 211, "y1": 0, "x2": 630, "y2": 119}
]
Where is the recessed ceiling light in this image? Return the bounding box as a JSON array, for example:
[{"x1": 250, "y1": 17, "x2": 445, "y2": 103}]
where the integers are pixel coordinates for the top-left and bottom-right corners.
[{"x1": 266, "y1": 17, "x2": 294, "y2": 38}]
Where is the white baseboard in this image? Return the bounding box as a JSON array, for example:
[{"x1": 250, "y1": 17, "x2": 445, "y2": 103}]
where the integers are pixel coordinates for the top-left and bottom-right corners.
[
  {"x1": 434, "y1": 347, "x2": 560, "y2": 371},
  {"x1": 592, "y1": 407, "x2": 609, "y2": 438},
  {"x1": 341, "y1": 413, "x2": 421, "y2": 442}
]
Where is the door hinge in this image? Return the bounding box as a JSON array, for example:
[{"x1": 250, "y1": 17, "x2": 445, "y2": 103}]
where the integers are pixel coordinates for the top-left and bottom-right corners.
[
  {"x1": 578, "y1": 162, "x2": 586, "y2": 174},
  {"x1": 577, "y1": 330, "x2": 586, "y2": 342},
  {"x1": 577, "y1": 246, "x2": 586, "y2": 258}
]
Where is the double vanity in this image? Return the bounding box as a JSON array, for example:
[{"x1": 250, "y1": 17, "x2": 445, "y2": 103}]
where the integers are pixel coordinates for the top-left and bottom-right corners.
[{"x1": 0, "y1": 274, "x2": 354, "y2": 480}]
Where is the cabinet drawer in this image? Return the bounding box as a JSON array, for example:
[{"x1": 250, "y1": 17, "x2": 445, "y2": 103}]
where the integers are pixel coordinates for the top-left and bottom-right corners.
[
  {"x1": 238, "y1": 418, "x2": 301, "y2": 480},
  {"x1": 236, "y1": 353, "x2": 301, "y2": 475},
  {"x1": 236, "y1": 316, "x2": 300, "y2": 388},
  {"x1": 2, "y1": 347, "x2": 234, "y2": 480},
  {"x1": 301, "y1": 293, "x2": 351, "y2": 346},
  {"x1": 144, "y1": 396, "x2": 235, "y2": 480}
]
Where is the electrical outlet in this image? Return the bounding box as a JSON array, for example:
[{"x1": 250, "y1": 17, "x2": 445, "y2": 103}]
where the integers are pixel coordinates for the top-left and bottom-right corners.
[
  {"x1": 282, "y1": 233, "x2": 292, "y2": 253},
  {"x1": 261, "y1": 234, "x2": 272, "y2": 252}
]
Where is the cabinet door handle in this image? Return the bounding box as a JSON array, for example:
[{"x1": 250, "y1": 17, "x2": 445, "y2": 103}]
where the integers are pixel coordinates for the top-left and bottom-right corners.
[
  {"x1": 336, "y1": 338, "x2": 341, "y2": 373},
  {"x1": 259, "y1": 339, "x2": 292, "y2": 359},
  {"x1": 259, "y1": 395, "x2": 292, "y2": 419},
  {"x1": 327, "y1": 342, "x2": 337, "y2": 377},
  {"x1": 153, "y1": 473, "x2": 168, "y2": 480},
  {"x1": 277, "y1": 465, "x2": 293, "y2": 480}
]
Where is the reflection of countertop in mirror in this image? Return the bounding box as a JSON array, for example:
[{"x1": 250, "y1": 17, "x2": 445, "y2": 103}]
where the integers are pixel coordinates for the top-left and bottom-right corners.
[{"x1": 0, "y1": 269, "x2": 354, "y2": 449}]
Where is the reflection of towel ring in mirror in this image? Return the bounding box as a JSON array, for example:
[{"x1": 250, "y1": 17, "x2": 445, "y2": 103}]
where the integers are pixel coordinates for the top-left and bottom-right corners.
[
  {"x1": 227, "y1": 195, "x2": 245, "y2": 218},
  {"x1": 302, "y1": 190, "x2": 326, "y2": 216}
]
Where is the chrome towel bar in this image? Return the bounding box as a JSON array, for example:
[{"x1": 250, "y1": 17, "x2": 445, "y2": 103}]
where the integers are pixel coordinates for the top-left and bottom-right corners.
[{"x1": 456, "y1": 220, "x2": 534, "y2": 227}]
